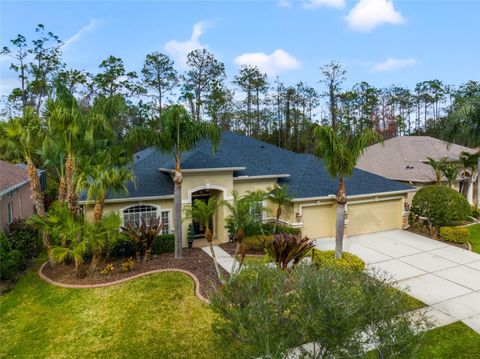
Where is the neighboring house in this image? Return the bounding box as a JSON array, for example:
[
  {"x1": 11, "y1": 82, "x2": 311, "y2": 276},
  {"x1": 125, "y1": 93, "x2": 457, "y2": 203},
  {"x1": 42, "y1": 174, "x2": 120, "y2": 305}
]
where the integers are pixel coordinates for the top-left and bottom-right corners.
[
  {"x1": 0, "y1": 160, "x2": 44, "y2": 231},
  {"x1": 357, "y1": 136, "x2": 478, "y2": 205},
  {"x1": 81, "y1": 132, "x2": 414, "y2": 244}
]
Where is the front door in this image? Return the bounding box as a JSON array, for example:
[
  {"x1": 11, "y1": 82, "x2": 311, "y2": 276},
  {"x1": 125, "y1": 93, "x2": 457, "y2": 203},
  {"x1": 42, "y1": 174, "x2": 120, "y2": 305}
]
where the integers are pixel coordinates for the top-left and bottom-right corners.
[{"x1": 191, "y1": 190, "x2": 214, "y2": 238}]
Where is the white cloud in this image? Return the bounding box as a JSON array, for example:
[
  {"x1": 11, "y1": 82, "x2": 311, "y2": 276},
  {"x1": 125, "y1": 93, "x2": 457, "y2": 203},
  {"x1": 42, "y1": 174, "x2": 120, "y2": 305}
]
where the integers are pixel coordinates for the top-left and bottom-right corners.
[
  {"x1": 371, "y1": 58, "x2": 416, "y2": 72},
  {"x1": 345, "y1": 0, "x2": 405, "y2": 31},
  {"x1": 234, "y1": 49, "x2": 302, "y2": 76},
  {"x1": 277, "y1": 0, "x2": 293, "y2": 8},
  {"x1": 164, "y1": 21, "x2": 211, "y2": 69},
  {"x1": 62, "y1": 19, "x2": 99, "y2": 49},
  {"x1": 303, "y1": 0, "x2": 345, "y2": 9}
]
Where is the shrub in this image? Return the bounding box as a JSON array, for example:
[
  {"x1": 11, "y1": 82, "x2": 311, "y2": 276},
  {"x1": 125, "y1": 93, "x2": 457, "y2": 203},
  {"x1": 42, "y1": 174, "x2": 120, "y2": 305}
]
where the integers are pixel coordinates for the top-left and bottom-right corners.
[
  {"x1": 121, "y1": 217, "x2": 164, "y2": 261},
  {"x1": 312, "y1": 250, "x2": 365, "y2": 272},
  {"x1": 270, "y1": 233, "x2": 315, "y2": 269},
  {"x1": 439, "y1": 226, "x2": 469, "y2": 244},
  {"x1": 151, "y1": 234, "x2": 175, "y2": 255},
  {"x1": 210, "y1": 265, "x2": 430, "y2": 359},
  {"x1": 100, "y1": 263, "x2": 114, "y2": 275},
  {"x1": 410, "y1": 185, "x2": 471, "y2": 227},
  {"x1": 7, "y1": 218, "x2": 41, "y2": 259},
  {"x1": 472, "y1": 206, "x2": 480, "y2": 219},
  {"x1": 0, "y1": 232, "x2": 26, "y2": 280},
  {"x1": 252, "y1": 223, "x2": 301, "y2": 236},
  {"x1": 243, "y1": 235, "x2": 273, "y2": 252},
  {"x1": 108, "y1": 235, "x2": 136, "y2": 258},
  {"x1": 121, "y1": 257, "x2": 136, "y2": 272}
]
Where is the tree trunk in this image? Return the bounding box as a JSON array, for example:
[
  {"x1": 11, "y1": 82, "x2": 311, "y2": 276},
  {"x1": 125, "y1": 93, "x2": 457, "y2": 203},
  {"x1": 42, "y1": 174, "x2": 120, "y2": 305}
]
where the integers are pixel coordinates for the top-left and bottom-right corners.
[
  {"x1": 273, "y1": 206, "x2": 282, "y2": 234},
  {"x1": 89, "y1": 253, "x2": 100, "y2": 273},
  {"x1": 65, "y1": 153, "x2": 78, "y2": 214},
  {"x1": 335, "y1": 179, "x2": 346, "y2": 259},
  {"x1": 58, "y1": 176, "x2": 66, "y2": 202},
  {"x1": 27, "y1": 160, "x2": 45, "y2": 217},
  {"x1": 93, "y1": 194, "x2": 105, "y2": 221},
  {"x1": 173, "y1": 165, "x2": 183, "y2": 259},
  {"x1": 231, "y1": 228, "x2": 245, "y2": 274},
  {"x1": 205, "y1": 227, "x2": 224, "y2": 283}
]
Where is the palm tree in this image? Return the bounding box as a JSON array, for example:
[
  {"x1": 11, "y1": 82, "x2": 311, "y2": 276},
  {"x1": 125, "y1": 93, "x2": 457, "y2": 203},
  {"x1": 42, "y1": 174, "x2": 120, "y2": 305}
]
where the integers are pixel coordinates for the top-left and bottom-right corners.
[
  {"x1": 184, "y1": 197, "x2": 224, "y2": 283},
  {"x1": 314, "y1": 126, "x2": 380, "y2": 259},
  {"x1": 127, "y1": 105, "x2": 220, "y2": 259},
  {"x1": 426, "y1": 157, "x2": 448, "y2": 185},
  {"x1": 223, "y1": 191, "x2": 255, "y2": 273},
  {"x1": 267, "y1": 184, "x2": 292, "y2": 234},
  {"x1": 78, "y1": 148, "x2": 134, "y2": 220},
  {"x1": 459, "y1": 151, "x2": 479, "y2": 202},
  {"x1": 441, "y1": 163, "x2": 459, "y2": 188},
  {"x1": 244, "y1": 189, "x2": 269, "y2": 235},
  {"x1": 0, "y1": 107, "x2": 45, "y2": 217}
]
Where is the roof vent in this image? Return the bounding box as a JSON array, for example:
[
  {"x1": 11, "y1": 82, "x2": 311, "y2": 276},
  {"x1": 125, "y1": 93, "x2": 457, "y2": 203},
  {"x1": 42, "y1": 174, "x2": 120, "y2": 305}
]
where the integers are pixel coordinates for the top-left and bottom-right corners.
[
  {"x1": 405, "y1": 165, "x2": 414, "y2": 170},
  {"x1": 260, "y1": 145, "x2": 265, "y2": 149}
]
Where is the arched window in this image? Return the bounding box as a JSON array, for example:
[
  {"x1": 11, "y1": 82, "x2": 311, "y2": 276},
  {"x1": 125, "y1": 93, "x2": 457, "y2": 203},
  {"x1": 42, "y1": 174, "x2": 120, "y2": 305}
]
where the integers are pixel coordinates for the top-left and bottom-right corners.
[{"x1": 122, "y1": 205, "x2": 170, "y2": 234}]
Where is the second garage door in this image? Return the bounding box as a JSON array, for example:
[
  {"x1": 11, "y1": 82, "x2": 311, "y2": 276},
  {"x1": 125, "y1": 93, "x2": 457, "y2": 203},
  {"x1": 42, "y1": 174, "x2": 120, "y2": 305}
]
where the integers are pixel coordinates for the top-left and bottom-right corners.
[
  {"x1": 348, "y1": 199, "x2": 403, "y2": 236},
  {"x1": 301, "y1": 204, "x2": 335, "y2": 238}
]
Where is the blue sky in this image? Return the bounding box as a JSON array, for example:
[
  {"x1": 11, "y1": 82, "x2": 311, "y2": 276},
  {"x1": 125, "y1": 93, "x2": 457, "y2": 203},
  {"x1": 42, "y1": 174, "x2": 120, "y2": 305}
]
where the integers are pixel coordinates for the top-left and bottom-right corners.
[{"x1": 1, "y1": 0, "x2": 479, "y2": 96}]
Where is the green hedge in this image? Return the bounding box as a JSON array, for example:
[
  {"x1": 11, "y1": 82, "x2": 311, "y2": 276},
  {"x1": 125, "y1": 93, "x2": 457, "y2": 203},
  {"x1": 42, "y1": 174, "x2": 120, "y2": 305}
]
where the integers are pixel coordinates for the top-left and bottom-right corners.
[
  {"x1": 7, "y1": 219, "x2": 42, "y2": 259},
  {"x1": 109, "y1": 234, "x2": 175, "y2": 258},
  {"x1": 439, "y1": 226, "x2": 469, "y2": 244},
  {"x1": 472, "y1": 206, "x2": 480, "y2": 219},
  {"x1": 243, "y1": 235, "x2": 274, "y2": 252},
  {"x1": 0, "y1": 232, "x2": 26, "y2": 280},
  {"x1": 151, "y1": 234, "x2": 175, "y2": 255},
  {"x1": 311, "y1": 250, "x2": 365, "y2": 272},
  {"x1": 410, "y1": 186, "x2": 472, "y2": 227}
]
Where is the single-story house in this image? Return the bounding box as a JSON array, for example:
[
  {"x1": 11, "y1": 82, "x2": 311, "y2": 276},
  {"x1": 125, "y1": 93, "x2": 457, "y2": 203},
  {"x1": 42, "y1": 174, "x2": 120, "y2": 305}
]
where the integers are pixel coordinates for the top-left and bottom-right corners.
[
  {"x1": 0, "y1": 160, "x2": 45, "y2": 231},
  {"x1": 81, "y1": 132, "x2": 414, "y2": 245},
  {"x1": 357, "y1": 136, "x2": 478, "y2": 205}
]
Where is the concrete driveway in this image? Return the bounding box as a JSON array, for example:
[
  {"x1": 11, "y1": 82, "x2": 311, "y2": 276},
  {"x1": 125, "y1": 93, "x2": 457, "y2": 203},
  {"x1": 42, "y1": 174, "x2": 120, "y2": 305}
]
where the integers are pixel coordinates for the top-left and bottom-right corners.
[{"x1": 315, "y1": 229, "x2": 480, "y2": 333}]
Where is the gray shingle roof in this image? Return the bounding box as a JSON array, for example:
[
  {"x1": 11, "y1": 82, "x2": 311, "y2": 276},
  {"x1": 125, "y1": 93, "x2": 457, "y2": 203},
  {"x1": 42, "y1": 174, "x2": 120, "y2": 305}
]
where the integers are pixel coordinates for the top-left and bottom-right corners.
[
  {"x1": 357, "y1": 136, "x2": 477, "y2": 183},
  {"x1": 101, "y1": 131, "x2": 412, "y2": 201}
]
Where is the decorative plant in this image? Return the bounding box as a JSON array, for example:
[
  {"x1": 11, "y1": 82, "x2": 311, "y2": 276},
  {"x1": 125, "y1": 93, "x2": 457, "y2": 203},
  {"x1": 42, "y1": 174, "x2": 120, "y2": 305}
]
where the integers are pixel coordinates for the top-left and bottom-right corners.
[
  {"x1": 121, "y1": 216, "x2": 164, "y2": 262},
  {"x1": 271, "y1": 233, "x2": 315, "y2": 270},
  {"x1": 185, "y1": 197, "x2": 224, "y2": 283},
  {"x1": 121, "y1": 257, "x2": 136, "y2": 272},
  {"x1": 187, "y1": 223, "x2": 195, "y2": 249},
  {"x1": 267, "y1": 184, "x2": 292, "y2": 234},
  {"x1": 426, "y1": 157, "x2": 448, "y2": 185},
  {"x1": 100, "y1": 263, "x2": 114, "y2": 275}
]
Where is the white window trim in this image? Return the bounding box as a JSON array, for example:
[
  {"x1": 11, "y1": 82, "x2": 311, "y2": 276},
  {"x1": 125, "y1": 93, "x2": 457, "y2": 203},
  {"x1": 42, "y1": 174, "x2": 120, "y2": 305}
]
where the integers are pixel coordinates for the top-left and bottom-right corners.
[
  {"x1": 119, "y1": 203, "x2": 172, "y2": 233},
  {"x1": 7, "y1": 201, "x2": 14, "y2": 224}
]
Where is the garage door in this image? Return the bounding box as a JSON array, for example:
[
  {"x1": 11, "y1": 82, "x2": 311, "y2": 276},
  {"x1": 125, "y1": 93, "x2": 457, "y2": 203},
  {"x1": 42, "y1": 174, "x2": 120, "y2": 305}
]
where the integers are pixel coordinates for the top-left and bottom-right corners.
[
  {"x1": 348, "y1": 199, "x2": 402, "y2": 236},
  {"x1": 301, "y1": 205, "x2": 335, "y2": 238}
]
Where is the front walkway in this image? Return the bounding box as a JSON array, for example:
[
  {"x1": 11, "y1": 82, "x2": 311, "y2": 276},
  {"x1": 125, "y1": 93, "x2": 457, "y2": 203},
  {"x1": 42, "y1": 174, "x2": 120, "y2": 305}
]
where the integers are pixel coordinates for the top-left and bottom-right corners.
[{"x1": 315, "y1": 229, "x2": 480, "y2": 333}]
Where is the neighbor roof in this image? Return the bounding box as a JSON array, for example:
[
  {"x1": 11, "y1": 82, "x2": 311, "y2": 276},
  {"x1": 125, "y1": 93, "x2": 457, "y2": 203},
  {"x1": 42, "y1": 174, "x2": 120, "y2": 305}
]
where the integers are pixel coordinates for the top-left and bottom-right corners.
[
  {"x1": 357, "y1": 136, "x2": 477, "y2": 183},
  {"x1": 0, "y1": 160, "x2": 30, "y2": 195},
  {"x1": 97, "y1": 131, "x2": 412, "y2": 201}
]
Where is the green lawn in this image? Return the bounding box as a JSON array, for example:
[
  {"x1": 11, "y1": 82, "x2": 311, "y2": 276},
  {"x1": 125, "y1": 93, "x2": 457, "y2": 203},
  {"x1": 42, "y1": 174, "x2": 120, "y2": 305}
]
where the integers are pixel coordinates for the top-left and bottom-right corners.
[
  {"x1": 0, "y1": 265, "x2": 219, "y2": 359},
  {"x1": 1, "y1": 263, "x2": 478, "y2": 359},
  {"x1": 468, "y1": 223, "x2": 480, "y2": 253}
]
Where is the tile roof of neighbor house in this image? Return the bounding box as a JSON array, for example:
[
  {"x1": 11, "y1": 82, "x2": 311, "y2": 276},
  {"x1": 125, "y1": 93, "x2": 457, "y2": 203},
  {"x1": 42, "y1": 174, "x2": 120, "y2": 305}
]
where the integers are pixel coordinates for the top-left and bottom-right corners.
[
  {"x1": 0, "y1": 160, "x2": 30, "y2": 194},
  {"x1": 99, "y1": 132, "x2": 412, "y2": 201},
  {"x1": 357, "y1": 136, "x2": 477, "y2": 183}
]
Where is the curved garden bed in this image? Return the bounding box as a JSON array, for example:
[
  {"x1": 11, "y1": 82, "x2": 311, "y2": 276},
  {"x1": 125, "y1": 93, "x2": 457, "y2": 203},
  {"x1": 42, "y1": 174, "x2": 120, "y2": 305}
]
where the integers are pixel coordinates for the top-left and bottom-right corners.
[{"x1": 39, "y1": 248, "x2": 226, "y2": 300}]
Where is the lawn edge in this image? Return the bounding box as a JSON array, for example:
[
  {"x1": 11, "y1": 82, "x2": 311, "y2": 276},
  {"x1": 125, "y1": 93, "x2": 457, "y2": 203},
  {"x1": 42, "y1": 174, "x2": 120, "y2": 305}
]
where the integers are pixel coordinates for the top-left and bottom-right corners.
[{"x1": 38, "y1": 261, "x2": 209, "y2": 303}]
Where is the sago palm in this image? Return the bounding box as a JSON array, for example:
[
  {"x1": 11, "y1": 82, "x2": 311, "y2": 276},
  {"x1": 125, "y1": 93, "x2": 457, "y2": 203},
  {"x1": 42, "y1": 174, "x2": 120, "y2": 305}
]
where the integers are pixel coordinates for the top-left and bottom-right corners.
[
  {"x1": 184, "y1": 197, "x2": 224, "y2": 282},
  {"x1": 314, "y1": 126, "x2": 381, "y2": 259},
  {"x1": 267, "y1": 184, "x2": 292, "y2": 234},
  {"x1": 426, "y1": 157, "x2": 448, "y2": 185},
  {"x1": 127, "y1": 104, "x2": 220, "y2": 259}
]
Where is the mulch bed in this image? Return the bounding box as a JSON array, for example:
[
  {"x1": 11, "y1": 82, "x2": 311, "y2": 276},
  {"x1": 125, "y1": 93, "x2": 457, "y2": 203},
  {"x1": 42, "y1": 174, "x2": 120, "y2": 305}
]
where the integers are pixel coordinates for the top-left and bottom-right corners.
[
  {"x1": 407, "y1": 227, "x2": 470, "y2": 250},
  {"x1": 41, "y1": 248, "x2": 228, "y2": 297}
]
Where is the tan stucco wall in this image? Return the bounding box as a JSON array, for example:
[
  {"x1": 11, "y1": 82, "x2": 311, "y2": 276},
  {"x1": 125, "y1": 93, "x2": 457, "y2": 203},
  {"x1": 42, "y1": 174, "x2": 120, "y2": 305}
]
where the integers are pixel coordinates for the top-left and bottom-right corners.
[
  {"x1": 0, "y1": 183, "x2": 34, "y2": 232},
  {"x1": 233, "y1": 179, "x2": 277, "y2": 196},
  {"x1": 300, "y1": 203, "x2": 336, "y2": 238}
]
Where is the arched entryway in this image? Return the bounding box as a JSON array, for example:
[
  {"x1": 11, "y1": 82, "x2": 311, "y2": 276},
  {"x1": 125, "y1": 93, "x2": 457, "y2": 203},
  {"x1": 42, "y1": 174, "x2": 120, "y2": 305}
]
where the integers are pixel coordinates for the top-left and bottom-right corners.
[{"x1": 188, "y1": 187, "x2": 226, "y2": 242}]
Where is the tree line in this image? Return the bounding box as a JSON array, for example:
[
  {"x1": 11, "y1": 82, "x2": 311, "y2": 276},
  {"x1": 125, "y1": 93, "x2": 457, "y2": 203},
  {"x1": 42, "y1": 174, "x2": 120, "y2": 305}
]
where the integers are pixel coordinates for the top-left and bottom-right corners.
[{"x1": 1, "y1": 24, "x2": 479, "y2": 151}]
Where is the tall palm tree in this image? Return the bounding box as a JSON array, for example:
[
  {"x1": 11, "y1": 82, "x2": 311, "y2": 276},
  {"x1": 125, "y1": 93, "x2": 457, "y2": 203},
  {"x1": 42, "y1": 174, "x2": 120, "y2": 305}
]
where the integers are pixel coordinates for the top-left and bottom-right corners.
[
  {"x1": 267, "y1": 184, "x2": 292, "y2": 234},
  {"x1": 0, "y1": 107, "x2": 46, "y2": 217},
  {"x1": 314, "y1": 126, "x2": 381, "y2": 259},
  {"x1": 185, "y1": 197, "x2": 224, "y2": 282},
  {"x1": 223, "y1": 191, "x2": 255, "y2": 273},
  {"x1": 127, "y1": 105, "x2": 220, "y2": 259},
  {"x1": 459, "y1": 151, "x2": 479, "y2": 202},
  {"x1": 441, "y1": 163, "x2": 459, "y2": 188},
  {"x1": 426, "y1": 157, "x2": 448, "y2": 185}
]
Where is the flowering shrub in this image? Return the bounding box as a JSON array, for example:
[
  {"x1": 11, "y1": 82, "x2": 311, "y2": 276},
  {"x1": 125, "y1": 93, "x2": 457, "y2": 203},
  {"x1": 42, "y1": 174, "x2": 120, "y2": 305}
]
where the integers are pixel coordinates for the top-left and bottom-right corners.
[
  {"x1": 121, "y1": 257, "x2": 136, "y2": 272},
  {"x1": 100, "y1": 263, "x2": 114, "y2": 275}
]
